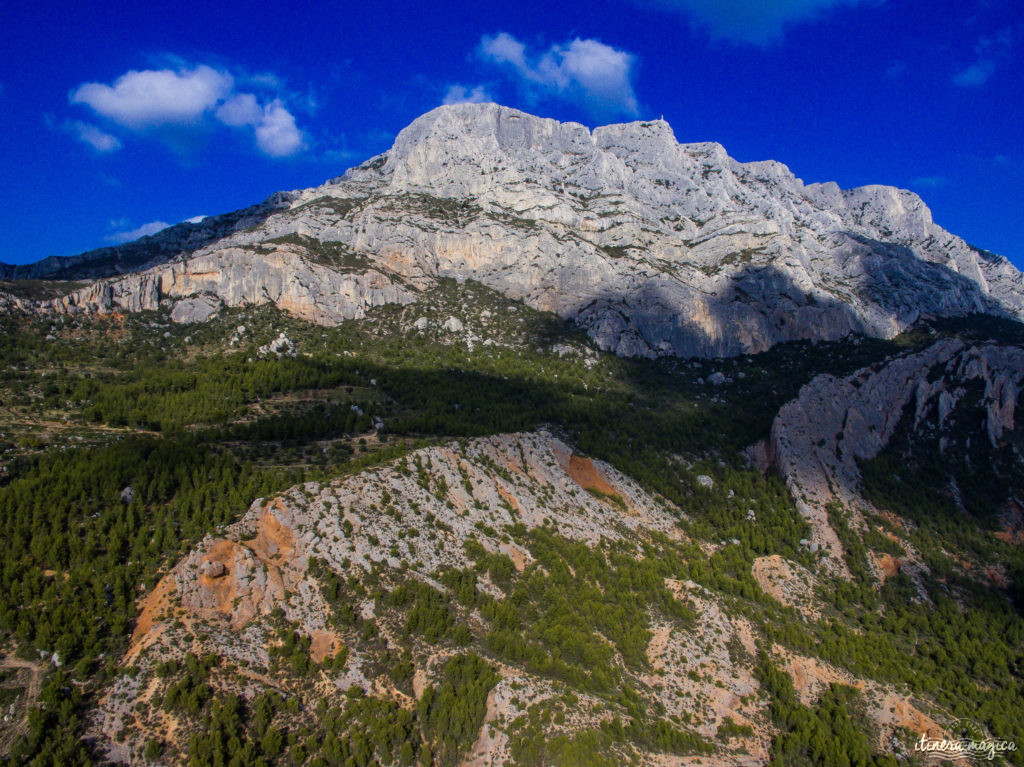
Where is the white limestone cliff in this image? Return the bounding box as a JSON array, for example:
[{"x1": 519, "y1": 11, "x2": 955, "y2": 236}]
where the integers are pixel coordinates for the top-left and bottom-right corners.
[{"x1": 26, "y1": 103, "x2": 1024, "y2": 358}]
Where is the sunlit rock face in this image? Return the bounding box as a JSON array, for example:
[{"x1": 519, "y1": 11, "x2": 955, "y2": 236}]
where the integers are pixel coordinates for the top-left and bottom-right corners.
[{"x1": 33, "y1": 103, "x2": 1024, "y2": 358}]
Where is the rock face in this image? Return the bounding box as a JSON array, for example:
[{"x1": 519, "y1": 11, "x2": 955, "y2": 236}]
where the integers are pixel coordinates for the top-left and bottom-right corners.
[
  {"x1": 169, "y1": 294, "x2": 221, "y2": 324},
  {"x1": 765, "y1": 338, "x2": 1024, "y2": 568},
  {"x1": 19, "y1": 103, "x2": 1024, "y2": 357},
  {"x1": 49, "y1": 247, "x2": 415, "y2": 325}
]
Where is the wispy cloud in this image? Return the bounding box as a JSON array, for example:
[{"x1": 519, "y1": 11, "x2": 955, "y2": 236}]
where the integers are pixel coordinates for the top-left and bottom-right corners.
[
  {"x1": 65, "y1": 120, "x2": 122, "y2": 153},
  {"x1": 642, "y1": 0, "x2": 884, "y2": 46},
  {"x1": 954, "y1": 27, "x2": 1016, "y2": 87},
  {"x1": 106, "y1": 220, "x2": 170, "y2": 244},
  {"x1": 911, "y1": 175, "x2": 948, "y2": 189},
  {"x1": 443, "y1": 84, "x2": 493, "y2": 105},
  {"x1": 479, "y1": 33, "x2": 639, "y2": 118},
  {"x1": 69, "y1": 62, "x2": 306, "y2": 157}
]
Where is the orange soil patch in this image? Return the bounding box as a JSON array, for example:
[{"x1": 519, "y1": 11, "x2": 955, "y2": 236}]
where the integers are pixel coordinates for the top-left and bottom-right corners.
[
  {"x1": 310, "y1": 630, "x2": 345, "y2": 664},
  {"x1": 131, "y1": 574, "x2": 177, "y2": 647},
  {"x1": 982, "y1": 566, "x2": 1009, "y2": 588},
  {"x1": 774, "y1": 646, "x2": 862, "y2": 705},
  {"x1": 412, "y1": 667, "x2": 428, "y2": 699},
  {"x1": 646, "y1": 625, "x2": 672, "y2": 671},
  {"x1": 95, "y1": 312, "x2": 129, "y2": 341},
  {"x1": 877, "y1": 510, "x2": 910, "y2": 533},
  {"x1": 498, "y1": 541, "x2": 530, "y2": 572},
  {"x1": 870, "y1": 552, "x2": 902, "y2": 583},
  {"x1": 877, "y1": 693, "x2": 948, "y2": 740},
  {"x1": 567, "y1": 455, "x2": 618, "y2": 497},
  {"x1": 198, "y1": 539, "x2": 246, "y2": 620},
  {"x1": 731, "y1": 616, "x2": 759, "y2": 655},
  {"x1": 251, "y1": 505, "x2": 297, "y2": 563},
  {"x1": 951, "y1": 553, "x2": 973, "y2": 571},
  {"x1": 495, "y1": 485, "x2": 523, "y2": 514},
  {"x1": 664, "y1": 578, "x2": 691, "y2": 601}
]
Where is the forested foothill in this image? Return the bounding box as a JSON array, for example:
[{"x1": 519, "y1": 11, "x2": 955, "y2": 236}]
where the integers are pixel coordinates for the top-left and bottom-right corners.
[{"x1": 0, "y1": 280, "x2": 1021, "y2": 765}]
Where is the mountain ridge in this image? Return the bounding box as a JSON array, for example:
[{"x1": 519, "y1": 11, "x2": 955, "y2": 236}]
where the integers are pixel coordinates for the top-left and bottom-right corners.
[{"x1": 6, "y1": 102, "x2": 1024, "y2": 358}]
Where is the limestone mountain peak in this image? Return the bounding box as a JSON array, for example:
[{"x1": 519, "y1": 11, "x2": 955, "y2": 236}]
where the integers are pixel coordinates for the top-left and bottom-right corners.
[{"x1": 7, "y1": 102, "x2": 1024, "y2": 359}]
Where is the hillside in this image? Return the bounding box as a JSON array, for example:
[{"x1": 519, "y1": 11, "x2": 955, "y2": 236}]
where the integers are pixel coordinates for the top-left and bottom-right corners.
[{"x1": 0, "y1": 282, "x2": 1018, "y2": 764}]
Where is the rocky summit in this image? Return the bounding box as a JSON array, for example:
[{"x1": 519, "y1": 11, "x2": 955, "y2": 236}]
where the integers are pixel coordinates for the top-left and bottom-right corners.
[{"x1": 8, "y1": 102, "x2": 1024, "y2": 358}]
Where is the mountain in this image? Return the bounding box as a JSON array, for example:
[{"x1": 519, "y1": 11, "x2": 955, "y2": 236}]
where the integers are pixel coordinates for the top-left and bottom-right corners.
[
  {"x1": 1, "y1": 104, "x2": 1024, "y2": 767},
  {"x1": 8, "y1": 102, "x2": 1024, "y2": 357}
]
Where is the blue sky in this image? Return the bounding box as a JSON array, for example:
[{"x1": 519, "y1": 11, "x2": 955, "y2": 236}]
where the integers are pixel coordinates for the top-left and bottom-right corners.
[{"x1": 1, "y1": 0, "x2": 1021, "y2": 266}]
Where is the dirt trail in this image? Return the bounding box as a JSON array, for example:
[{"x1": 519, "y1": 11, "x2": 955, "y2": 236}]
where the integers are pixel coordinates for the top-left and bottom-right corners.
[{"x1": 0, "y1": 656, "x2": 45, "y2": 756}]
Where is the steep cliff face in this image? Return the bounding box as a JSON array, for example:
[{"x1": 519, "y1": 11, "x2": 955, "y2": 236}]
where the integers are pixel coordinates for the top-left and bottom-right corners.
[
  {"x1": 19, "y1": 103, "x2": 1024, "y2": 357},
  {"x1": 764, "y1": 336, "x2": 1024, "y2": 571},
  {"x1": 50, "y1": 247, "x2": 415, "y2": 325}
]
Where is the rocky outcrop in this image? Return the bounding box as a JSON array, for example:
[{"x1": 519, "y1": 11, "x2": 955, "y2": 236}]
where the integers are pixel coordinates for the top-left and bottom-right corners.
[
  {"x1": 169, "y1": 294, "x2": 221, "y2": 324},
  {"x1": 19, "y1": 103, "x2": 1024, "y2": 357},
  {"x1": 106, "y1": 432, "x2": 688, "y2": 758},
  {"x1": 50, "y1": 247, "x2": 415, "y2": 325},
  {"x1": 766, "y1": 339, "x2": 1024, "y2": 568}
]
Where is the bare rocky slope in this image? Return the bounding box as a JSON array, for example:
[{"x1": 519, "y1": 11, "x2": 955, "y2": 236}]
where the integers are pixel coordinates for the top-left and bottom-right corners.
[
  {"x1": 10, "y1": 102, "x2": 1024, "y2": 357},
  {"x1": 96, "y1": 430, "x2": 946, "y2": 765}
]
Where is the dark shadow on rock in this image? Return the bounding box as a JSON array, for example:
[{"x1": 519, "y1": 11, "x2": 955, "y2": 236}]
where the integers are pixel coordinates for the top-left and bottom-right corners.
[{"x1": 574, "y1": 234, "x2": 1017, "y2": 360}]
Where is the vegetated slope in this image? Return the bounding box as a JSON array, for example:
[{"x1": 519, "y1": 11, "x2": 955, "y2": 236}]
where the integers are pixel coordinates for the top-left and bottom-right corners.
[
  {"x1": 9, "y1": 103, "x2": 1024, "y2": 358},
  {"x1": 97, "y1": 430, "x2": 940, "y2": 766},
  {"x1": 0, "y1": 281, "x2": 1021, "y2": 765}
]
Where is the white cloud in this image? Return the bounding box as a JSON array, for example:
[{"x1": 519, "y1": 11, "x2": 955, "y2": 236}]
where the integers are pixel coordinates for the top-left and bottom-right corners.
[
  {"x1": 65, "y1": 120, "x2": 122, "y2": 153},
  {"x1": 215, "y1": 93, "x2": 262, "y2": 126},
  {"x1": 69, "y1": 62, "x2": 306, "y2": 157},
  {"x1": 911, "y1": 175, "x2": 947, "y2": 189},
  {"x1": 253, "y1": 100, "x2": 304, "y2": 157},
  {"x1": 71, "y1": 65, "x2": 233, "y2": 128},
  {"x1": 479, "y1": 33, "x2": 638, "y2": 118},
  {"x1": 443, "y1": 84, "x2": 493, "y2": 105},
  {"x1": 185, "y1": 215, "x2": 207, "y2": 224},
  {"x1": 954, "y1": 28, "x2": 1015, "y2": 88},
  {"x1": 212, "y1": 94, "x2": 304, "y2": 156},
  {"x1": 643, "y1": 0, "x2": 881, "y2": 46},
  {"x1": 107, "y1": 220, "x2": 170, "y2": 244}
]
